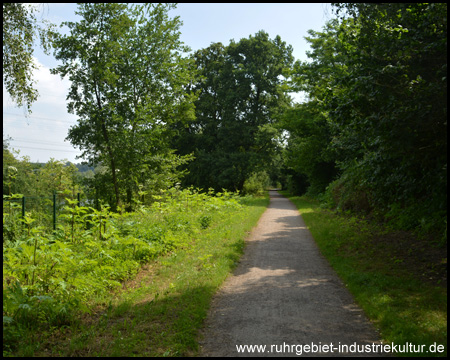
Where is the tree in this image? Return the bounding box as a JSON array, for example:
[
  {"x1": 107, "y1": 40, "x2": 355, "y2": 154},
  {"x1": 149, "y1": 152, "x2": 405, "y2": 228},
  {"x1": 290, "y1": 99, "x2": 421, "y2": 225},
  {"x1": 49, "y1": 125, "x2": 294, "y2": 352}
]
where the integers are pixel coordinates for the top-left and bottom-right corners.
[
  {"x1": 175, "y1": 31, "x2": 294, "y2": 191},
  {"x1": 3, "y1": 142, "x2": 79, "y2": 198},
  {"x1": 3, "y1": 3, "x2": 55, "y2": 113},
  {"x1": 330, "y1": 3, "x2": 447, "y2": 226},
  {"x1": 281, "y1": 19, "x2": 346, "y2": 195},
  {"x1": 51, "y1": 3, "x2": 197, "y2": 210},
  {"x1": 34, "y1": 159, "x2": 79, "y2": 197},
  {"x1": 287, "y1": 3, "x2": 447, "y2": 235},
  {"x1": 3, "y1": 139, "x2": 36, "y2": 196},
  {"x1": 281, "y1": 101, "x2": 337, "y2": 195}
]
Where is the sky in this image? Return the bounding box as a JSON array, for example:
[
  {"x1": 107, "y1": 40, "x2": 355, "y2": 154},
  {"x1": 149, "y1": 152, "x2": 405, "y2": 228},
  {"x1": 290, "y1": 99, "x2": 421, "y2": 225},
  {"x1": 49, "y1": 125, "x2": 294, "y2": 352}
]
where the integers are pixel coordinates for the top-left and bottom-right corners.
[{"x1": 3, "y1": 3, "x2": 334, "y2": 164}]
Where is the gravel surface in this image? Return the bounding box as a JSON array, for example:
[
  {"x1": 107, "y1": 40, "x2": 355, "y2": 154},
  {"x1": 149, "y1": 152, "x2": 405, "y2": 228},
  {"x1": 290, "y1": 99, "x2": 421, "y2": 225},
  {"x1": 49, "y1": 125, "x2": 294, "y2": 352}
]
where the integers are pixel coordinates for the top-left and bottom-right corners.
[{"x1": 199, "y1": 190, "x2": 385, "y2": 357}]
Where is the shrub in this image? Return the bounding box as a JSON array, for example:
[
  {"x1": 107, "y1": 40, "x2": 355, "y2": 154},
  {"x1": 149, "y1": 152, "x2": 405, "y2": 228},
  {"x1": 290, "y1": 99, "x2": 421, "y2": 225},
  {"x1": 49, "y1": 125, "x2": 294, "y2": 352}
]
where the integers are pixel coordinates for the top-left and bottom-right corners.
[
  {"x1": 322, "y1": 175, "x2": 372, "y2": 214},
  {"x1": 242, "y1": 171, "x2": 270, "y2": 196},
  {"x1": 2, "y1": 186, "x2": 253, "y2": 354}
]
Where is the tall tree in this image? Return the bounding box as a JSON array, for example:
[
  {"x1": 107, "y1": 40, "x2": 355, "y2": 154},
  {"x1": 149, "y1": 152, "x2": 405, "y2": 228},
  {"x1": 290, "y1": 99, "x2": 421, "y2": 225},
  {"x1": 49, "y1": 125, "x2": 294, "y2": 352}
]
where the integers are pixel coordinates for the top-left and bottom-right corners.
[
  {"x1": 330, "y1": 3, "x2": 447, "y2": 224},
  {"x1": 3, "y1": 3, "x2": 55, "y2": 113},
  {"x1": 175, "y1": 31, "x2": 294, "y2": 191},
  {"x1": 287, "y1": 3, "x2": 447, "y2": 234},
  {"x1": 281, "y1": 101, "x2": 338, "y2": 195},
  {"x1": 51, "y1": 3, "x2": 197, "y2": 210},
  {"x1": 281, "y1": 19, "x2": 347, "y2": 195}
]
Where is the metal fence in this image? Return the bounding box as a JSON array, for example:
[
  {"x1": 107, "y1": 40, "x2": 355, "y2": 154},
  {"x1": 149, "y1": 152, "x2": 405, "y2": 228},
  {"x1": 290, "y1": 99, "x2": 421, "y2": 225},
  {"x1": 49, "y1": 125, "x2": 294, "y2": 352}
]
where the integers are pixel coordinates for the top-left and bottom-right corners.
[{"x1": 3, "y1": 193, "x2": 85, "y2": 232}]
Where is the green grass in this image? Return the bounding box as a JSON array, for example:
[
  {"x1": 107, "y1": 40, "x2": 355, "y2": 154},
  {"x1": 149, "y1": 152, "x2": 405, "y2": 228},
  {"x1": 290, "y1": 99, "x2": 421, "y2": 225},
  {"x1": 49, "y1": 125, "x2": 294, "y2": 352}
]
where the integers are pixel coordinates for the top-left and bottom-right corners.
[
  {"x1": 5, "y1": 194, "x2": 269, "y2": 357},
  {"x1": 281, "y1": 192, "x2": 447, "y2": 357}
]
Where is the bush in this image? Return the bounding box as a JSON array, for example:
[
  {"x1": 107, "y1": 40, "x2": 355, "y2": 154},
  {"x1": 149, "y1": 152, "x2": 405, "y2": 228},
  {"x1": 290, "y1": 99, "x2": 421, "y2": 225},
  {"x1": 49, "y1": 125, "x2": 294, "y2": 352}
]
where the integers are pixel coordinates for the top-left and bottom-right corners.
[
  {"x1": 321, "y1": 175, "x2": 372, "y2": 214},
  {"x1": 322, "y1": 174, "x2": 447, "y2": 244},
  {"x1": 242, "y1": 171, "x2": 270, "y2": 196},
  {"x1": 199, "y1": 215, "x2": 212, "y2": 229},
  {"x1": 2, "y1": 185, "x2": 249, "y2": 353}
]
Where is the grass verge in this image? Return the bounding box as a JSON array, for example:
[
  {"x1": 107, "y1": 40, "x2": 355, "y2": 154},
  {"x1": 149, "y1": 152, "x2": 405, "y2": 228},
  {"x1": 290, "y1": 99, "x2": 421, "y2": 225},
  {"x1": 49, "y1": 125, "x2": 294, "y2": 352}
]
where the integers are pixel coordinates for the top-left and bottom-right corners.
[
  {"x1": 10, "y1": 194, "x2": 269, "y2": 357},
  {"x1": 281, "y1": 191, "x2": 447, "y2": 357}
]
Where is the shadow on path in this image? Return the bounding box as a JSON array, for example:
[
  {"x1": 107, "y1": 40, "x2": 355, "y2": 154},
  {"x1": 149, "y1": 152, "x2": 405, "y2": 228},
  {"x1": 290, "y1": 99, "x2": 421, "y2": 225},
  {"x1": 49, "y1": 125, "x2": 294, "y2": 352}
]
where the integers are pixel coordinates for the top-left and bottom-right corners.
[{"x1": 199, "y1": 190, "x2": 384, "y2": 357}]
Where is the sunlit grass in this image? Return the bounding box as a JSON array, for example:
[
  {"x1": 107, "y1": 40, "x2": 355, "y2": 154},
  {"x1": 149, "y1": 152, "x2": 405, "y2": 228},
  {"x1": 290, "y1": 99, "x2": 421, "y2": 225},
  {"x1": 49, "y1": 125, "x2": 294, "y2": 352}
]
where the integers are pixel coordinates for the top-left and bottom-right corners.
[
  {"x1": 282, "y1": 192, "x2": 447, "y2": 357},
  {"x1": 7, "y1": 194, "x2": 269, "y2": 357}
]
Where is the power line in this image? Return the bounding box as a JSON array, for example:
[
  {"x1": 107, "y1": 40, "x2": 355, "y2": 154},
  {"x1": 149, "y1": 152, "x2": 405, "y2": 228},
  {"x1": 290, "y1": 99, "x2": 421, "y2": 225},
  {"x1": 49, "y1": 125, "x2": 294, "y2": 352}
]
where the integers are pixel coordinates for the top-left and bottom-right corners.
[
  {"x1": 10, "y1": 137, "x2": 72, "y2": 147},
  {"x1": 3, "y1": 112, "x2": 77, "y2": 124},
  {"x1": 4, "y1": 120, "x2": 75, "y2": 131},
  {"x1": 9, "y1": 145, "x2": 81, "y2": 154},
  {"x1": 5, "y1": 123, "x2": 73, "y2": 132}
]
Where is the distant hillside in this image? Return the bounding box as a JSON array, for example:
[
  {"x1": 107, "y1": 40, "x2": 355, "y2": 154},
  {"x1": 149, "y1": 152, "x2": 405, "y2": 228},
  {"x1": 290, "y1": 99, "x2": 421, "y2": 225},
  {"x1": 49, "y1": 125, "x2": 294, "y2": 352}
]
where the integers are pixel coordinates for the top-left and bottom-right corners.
[{"x1": 29, "y1": 161, "x2": 94, "y2": 173}]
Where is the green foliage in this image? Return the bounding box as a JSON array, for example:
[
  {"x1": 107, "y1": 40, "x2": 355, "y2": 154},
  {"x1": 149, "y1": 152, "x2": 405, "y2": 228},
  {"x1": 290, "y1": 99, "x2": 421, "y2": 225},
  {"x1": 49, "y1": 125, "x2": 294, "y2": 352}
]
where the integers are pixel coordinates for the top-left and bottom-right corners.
[
  {"x1": 3, "y1": 146, "x2": 83, "y2": 200},
  {"x1": 3, "y1": 194, "x2": 23, "y2": 243},
  {"x1": 174, "y1": 31, "x2": 294, "y2": 191},
  {"x1": 3, "y1": 150, "x2": 91, "y2": 245},
  {"x1": 283, "y1": 172, "x2": 309, "y2": 196},
  {"x1": 284, "y1": 4, "x2": 447, "y2": 239},
  {"x1": 281, "y1": 101, "x2": 338, "y2": 195},
  {"x1": 51, "y1": 3, "x2": 197, "y2": 210},
  {"x1": 3, "y1": 148, "x2": 35, "y2": 196},
  {"x1": 242, "y1": 171, "x2": 270, "y2": 196},
  {"x1": 199, "y1": 215, "x2": 212, "y2": 230},
  {"x1": 2, "y1": 186, "x2": 246, "y2": 353},
  {"x1": 35, "y1": 159, "x2": 80, "y2": 197},
  {"x1": 2, "y1": 3, "x2": 56, "y2": 113},
  {"x1": 331, "y1": 3, "x2": 446, "y2": 236},
  {"x1": 321, "y1": 175, "x2": 372, "y2": 214}
]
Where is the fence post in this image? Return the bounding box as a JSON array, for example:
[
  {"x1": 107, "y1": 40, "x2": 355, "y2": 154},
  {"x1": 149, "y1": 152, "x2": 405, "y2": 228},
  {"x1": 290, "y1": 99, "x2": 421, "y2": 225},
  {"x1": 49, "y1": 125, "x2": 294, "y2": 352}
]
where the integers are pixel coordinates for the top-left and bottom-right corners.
[
  {"x1": 53, "y1": 192, "x2": 57, "y2": 231},
  {"x1": 22, "y1": 196, "x2": 25, "y2": 227},
  {"x1": 22, "y1": 196, "x2": 25, "y2": 218}
]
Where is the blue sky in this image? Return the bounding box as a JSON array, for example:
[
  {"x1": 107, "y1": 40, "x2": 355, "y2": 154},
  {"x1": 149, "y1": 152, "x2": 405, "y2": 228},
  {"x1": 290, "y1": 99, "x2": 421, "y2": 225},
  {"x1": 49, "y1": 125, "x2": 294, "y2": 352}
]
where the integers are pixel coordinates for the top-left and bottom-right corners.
[{"x1": 3, "y1": 3, "x2": 333, "y2": 164}]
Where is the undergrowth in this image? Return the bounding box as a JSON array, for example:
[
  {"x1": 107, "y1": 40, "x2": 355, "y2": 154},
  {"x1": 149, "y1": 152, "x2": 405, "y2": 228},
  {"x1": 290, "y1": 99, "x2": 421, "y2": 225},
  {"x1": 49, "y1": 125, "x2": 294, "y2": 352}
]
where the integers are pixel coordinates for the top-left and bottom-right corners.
[
  {"x1": 282, "y1": 192, "x2": 447, "y2": 357},
  {"x1": 3, "y1": 187, "x2": 254, "y2": 356}
]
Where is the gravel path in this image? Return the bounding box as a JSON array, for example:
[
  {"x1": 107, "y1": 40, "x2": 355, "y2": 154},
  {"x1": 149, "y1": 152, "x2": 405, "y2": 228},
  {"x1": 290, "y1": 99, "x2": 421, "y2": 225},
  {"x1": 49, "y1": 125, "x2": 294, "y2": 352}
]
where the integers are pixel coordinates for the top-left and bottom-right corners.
[{"x1": 199, "y1": 190, "x2": 384, "y2": 357}]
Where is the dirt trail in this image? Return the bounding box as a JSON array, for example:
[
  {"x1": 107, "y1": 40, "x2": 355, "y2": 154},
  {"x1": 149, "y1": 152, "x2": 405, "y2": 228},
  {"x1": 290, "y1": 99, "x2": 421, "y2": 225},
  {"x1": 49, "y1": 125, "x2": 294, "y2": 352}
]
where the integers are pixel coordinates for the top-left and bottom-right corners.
[{"x1": 199, "y1": 190, "x2": 384, "y2": 357}]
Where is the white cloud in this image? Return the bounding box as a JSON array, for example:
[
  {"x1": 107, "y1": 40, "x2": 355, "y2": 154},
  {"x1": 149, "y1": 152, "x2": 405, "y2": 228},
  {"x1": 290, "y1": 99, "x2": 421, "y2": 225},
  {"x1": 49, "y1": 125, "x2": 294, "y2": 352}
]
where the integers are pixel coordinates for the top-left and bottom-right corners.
[
  {"x1": 32, "y1": 56, "x2": 71, "y2": 106},
  {"x1": 3, "y1": 56, "x2": 82, "y2": 163}
]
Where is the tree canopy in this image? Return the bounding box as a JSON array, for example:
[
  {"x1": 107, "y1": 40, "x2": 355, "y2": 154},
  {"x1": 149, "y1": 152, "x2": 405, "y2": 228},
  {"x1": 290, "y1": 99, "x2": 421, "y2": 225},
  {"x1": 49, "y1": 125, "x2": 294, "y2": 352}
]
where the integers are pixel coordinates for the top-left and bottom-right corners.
[
  {"x1": 4, "y1": 3, "x2": 446, "y2": 238},
  {"x1": 173, "y1": 31, "x2": 294, "y2": 191},
  {"x1": 51, "y1": 3, "x2": 197, "y2": 210},
  {"x1": 282, "y1": 3, "x2": 447, "y2": 235},
  {"x1": 3, "y1": 3, "x2": 55, "y2": 113}
]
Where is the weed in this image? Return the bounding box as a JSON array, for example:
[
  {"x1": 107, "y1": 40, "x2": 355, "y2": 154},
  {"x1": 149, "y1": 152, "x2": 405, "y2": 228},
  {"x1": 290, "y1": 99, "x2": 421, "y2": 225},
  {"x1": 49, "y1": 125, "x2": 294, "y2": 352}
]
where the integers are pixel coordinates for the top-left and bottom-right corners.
[
  {"x1": 199, "y1": 215, "x2": 212, "y2": 229},
  {"x1": 3, "y1": 188, "x2": 269, "y2": 356}
]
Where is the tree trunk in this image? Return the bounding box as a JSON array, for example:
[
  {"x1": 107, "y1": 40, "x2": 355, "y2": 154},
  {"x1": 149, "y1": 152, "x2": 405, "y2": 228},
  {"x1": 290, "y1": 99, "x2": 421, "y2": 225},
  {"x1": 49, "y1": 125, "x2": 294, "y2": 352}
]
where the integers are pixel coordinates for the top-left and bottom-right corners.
[
  {"x1": 126, "y1": 187, "x2": 133, "y2": 212},
  {"x1": 95, "y1": 83, "x2": 121, "y2": 211},
  {"x1": 101, "y1": 121, "x2": 121, "y2": 211}
]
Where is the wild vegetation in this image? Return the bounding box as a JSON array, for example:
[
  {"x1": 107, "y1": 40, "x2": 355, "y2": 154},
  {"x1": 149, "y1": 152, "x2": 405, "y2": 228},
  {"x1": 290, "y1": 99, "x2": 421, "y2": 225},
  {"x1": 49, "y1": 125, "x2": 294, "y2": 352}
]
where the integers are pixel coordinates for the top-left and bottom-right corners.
[
  {"x1": 284, "y1": 193, "x2": 447, "y2": 357},
  {"x1": 4, "y1": 3, "x2": 446, "y2": 234},
  {"x1": 172, "y1": 32, "x2": 293, "y2": 191},
  {"x1": 3, "y1": 2, "x2": 447, "y2": 356},
  {"x1": 283, "y1": 3, "x2": 447, "y2": 240},
  {"x1": 3, "y1": 166, "x2": 268, "y2": 355}
]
